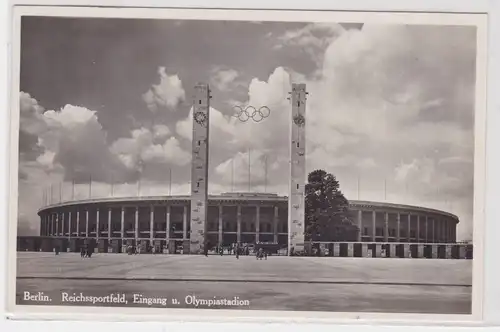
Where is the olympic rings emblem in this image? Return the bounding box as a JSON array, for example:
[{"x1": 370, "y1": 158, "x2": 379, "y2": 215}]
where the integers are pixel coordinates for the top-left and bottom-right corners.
[{"x1": 232, "y1": 105, "x2": 271, "y2": 123}]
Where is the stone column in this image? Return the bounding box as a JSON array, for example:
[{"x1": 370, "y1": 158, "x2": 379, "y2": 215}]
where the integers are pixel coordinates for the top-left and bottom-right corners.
[
  {"x1": 76, "y1": 210, "x2": 80, "y2": 237},
  {"x1": 237, "y1": 205, "x2": 242, "y2": 244},
  {"x1": 396, "y1": 212, "x2": 401, "y2": 242},
  {"x1": 371, "y1": 210, "x2": 376, "y2": 241},
  {"x1": 417, "y1": 215, "x2": 420, "y2": 243},
  {"x1": 55, "y1": 213, "x2": 59, "y2": 236},
  {"x1": 289, "y1": 83, "x2": 307, "y2": 252},
  {"x1": 107, "y1": 208, "x2": 112, "y2": 240},
  {"x1": 273, "y1": 206, "x2": 279, "y2": 243},
  {"x1": 407, "y1": 213, "x2": 411, "y2": 242},
  {"x1": 218, "y1": 205, "x2": 223, "y2": 245},
  {"x1": 61, "y1": 212, "x2": 65, "y2": 237},
  {"x1": 134, "y1": 206, "x2": 139, "y2": 241},
  {"x1": 446, "y1": 220, "x2": 449, "y2": 243},
  {"x1": 120, "y1": 207, "x2": 125, "y2": 239},
  {"x1": 150, "y1": 205, "x2": 154, "y2": 244},
  {"x1": 437, "y1": 219, "x2": 441, "y2": 243},
  {"x1": 432, "y1": 218, "x2": 436, "y2": 243},
  {"x1": 425, "y1": 216, "x2": 429, "y2": 242},
  {"x1": 40, "y1": 215, "x2": 44, "y2": 236},
  {"x1": 189, "y1": 83, "x2": 210, "y2": 254},
  {"x1": 68, "y1": 211, "x2": 72, "y2": 238},
  {"x1": 445, "y1": 220, "x2": 449, "y2": 243},
  {"x1": 441, "y1": 219, "x2": 448, "y2": 243},
  {"x1": 166, "y1": 205, "x2": 171, "y2": 241},
  {"x1": 182, "y1": 205, "x2": 187, "y2": 240},
  {"x1": 384, "y1": 212, "x2": 389, "y2": 242},
  {"x1": 43, "y1": 215, "x2": 46, "y2": 236},
  {"x1": 96, "y1": 208, "x2": 100, "y2": 239},
  {"x1": 450, "y1": 224, "x2": 453, "y2": 243},
  {"x1": 85, "y1": 209, "x2": 89, "y2": 238},
  {"x1": 255, "y1": 205, "x2": 260, "y2": 243},
  {"x1": 357, "y1": 210, "x2": 362, "y2": 242}
]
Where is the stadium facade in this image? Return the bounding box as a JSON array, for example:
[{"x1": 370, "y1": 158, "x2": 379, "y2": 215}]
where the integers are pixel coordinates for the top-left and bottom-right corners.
[
  {"x1": 16, "y1": 83, "x2": 472, "y2": 258},
  {"x1": 15, "y1": 192, "x2": 472, "y2": 258}
]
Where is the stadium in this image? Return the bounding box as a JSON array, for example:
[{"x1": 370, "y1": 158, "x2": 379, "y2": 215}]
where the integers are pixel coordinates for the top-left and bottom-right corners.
[
  {"x1": 16, "y1": 83, "x2": 473, "y2": 259},
  {"x1": 16, "y1": 191, "x2": 472, "y2": 259}
]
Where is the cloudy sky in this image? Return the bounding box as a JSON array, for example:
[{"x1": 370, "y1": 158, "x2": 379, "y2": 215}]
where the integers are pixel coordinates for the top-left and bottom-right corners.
[{"x1": 18, "y1": 16, "x2": 477, "y2": 240}]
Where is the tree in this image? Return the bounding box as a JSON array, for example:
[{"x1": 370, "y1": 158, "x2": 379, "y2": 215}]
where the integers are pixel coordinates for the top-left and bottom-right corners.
[{"x1": 304, "y1": 169, "x2": 358, "y2": 242}]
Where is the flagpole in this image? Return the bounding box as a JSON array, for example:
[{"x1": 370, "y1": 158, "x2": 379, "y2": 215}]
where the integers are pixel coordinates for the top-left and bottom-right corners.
[
  {"x1": 111, "y1": 174, "x2": 114, "y2": 197},
  {"x1": 60, "y1": 182, "x2": 63, "y2": 202},
  {"x1": 384, "y1": 178, "x2": 387, "y2": 202},
  {"x1": 72, "y1": 179, "x2": 75, "y2": 200},
  {"x1": 231, "y1": 158, "x2": 234, "y2": 192},
  {"x1": 89, "y1": 175, "x2": 92, "y2": 198},
  {"x1": 169, "y1": 168, "x2": 172, "y2": 196},
  {"x1": 357, "y1": 175, "x2": 360, "y2": 200},
  {"x1": 248, "y1": 148, "x2": 251, "y2": 192},
  {"x1": 264, "y1": 154, "x2": 268, "y2": 193},
  {"x1": 50, "y1": 183, "x2": 53, "y2": 205}
]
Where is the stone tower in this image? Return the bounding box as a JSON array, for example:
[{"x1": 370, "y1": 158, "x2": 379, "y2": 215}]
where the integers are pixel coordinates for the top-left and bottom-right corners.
[
  {"x1": 190, "y1": 83, "x2": 211, "y2": 254},
  {"x1": 289, "y1": 83, "x2": 307, "y2": 254}
]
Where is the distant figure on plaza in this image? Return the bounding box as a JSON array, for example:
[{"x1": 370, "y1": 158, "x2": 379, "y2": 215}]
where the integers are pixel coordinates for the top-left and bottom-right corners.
[
  {"x1": 80, "y1": 245, "x2": 85, "y2": 258},
  {"x1": 87, "y1": 247, "x2": 93, "y2": 258},
  {"x1": 256, "y1": 248, "x2": 263, "y2": 260},
  {"x1": 204, "y1": 241, "x2": 210, "y2": 257},
  {"x1": 152, "y1": 245, "x2": 156, "y2": 255},
  {"x1": 235, "y1": 243, "x2": 240, "y2": 259},
  {"x1": 219, "y1": 244, "x2": 224, "y2": 256}
]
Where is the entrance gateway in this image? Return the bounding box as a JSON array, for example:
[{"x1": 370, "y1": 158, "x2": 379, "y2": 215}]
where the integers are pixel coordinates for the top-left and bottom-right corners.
[{"x1": 188, "y1": 83, "x2": 308, "y2": 255}]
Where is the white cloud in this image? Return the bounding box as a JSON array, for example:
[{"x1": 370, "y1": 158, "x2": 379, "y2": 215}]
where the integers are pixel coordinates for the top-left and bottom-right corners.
[
  {"x1": 141, "y1": 137, "x2": 191, "y2": 166},
  {"x1": 274, "y1": 23, "x2": 344, "y2": 65},
  {"x1": 111, "y1": 126, "x2": 191, "y2": 170},
  {"x1": 153, "y1": 124, "x2": 171, "y2": 141},
  {"x1": 210, "y1": 68, "x2": 240, "y2": 91},
  {"x1": 142, "y1": 66, "x2": 186, "y2": 111},
  {"x1": 215, "y1": 150, "x2": 268, "y2": 185}
]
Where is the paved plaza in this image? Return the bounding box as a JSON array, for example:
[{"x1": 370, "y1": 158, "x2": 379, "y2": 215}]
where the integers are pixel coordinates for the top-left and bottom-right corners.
[{"x1": 16, "y1": 252, "x2": 472, "y2": 314}]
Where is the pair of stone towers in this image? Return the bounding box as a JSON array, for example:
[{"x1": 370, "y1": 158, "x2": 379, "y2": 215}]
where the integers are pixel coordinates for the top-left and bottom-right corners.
[{"x1": 188, "y1": 83, "x2": 307, "y2": 255}]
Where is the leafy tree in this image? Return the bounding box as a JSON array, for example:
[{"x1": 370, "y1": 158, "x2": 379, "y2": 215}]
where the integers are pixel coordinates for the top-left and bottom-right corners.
[{"x1": 304, "y1": 169, "x2": 358, "y2": 242}]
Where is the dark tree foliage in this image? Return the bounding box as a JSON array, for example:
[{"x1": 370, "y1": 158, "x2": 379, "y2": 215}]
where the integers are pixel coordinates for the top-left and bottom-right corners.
[{"x1": 304, "y1": 169, "x2": 358, "y2": 242}]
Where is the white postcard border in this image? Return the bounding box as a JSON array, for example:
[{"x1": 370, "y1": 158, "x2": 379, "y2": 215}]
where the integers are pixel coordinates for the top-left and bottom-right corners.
[{"x1": 3, "y1": 2, "x2": 493, "y2": 326}]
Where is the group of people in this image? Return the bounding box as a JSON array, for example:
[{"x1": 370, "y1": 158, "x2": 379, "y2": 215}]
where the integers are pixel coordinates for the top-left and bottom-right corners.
[
  {"x1": 203, "y1": 242, "x2": 269, "y2": 260},
  {"x1": 80, "y1": 245, "x2": 93, "y2": 258}
]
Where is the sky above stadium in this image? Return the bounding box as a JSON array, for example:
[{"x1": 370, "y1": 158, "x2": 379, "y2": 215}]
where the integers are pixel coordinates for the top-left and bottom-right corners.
[{"x1": 18, "y1": 17, "x2": 477, "y2": 240}]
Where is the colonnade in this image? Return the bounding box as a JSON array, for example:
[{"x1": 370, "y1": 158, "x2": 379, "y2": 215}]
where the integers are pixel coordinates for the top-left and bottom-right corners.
[
  {"x1": 39, "y1": 203, "x2": 458, "y2": 244},
  {"x1": 355, "y1": 209, "x2": 457, "y2": 243},
  {"x1": 39, "y1": 203, "x2": 288, "y2": 245}
]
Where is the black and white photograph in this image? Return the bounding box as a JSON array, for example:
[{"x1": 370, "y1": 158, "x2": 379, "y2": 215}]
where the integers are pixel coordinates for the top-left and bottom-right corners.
[{"x1": 10, "y1": 6, "x2": 487, "y2": 319}]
